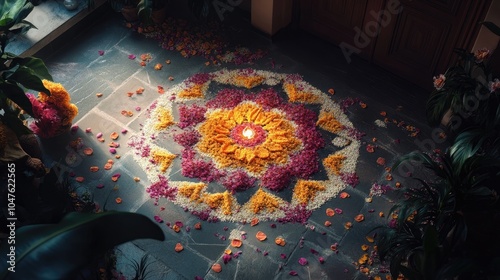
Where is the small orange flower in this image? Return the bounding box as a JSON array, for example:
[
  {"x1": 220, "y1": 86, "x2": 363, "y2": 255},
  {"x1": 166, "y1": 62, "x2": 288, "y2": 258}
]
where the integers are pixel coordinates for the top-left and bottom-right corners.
[
  {"x1": 474, "y1": 48, "x2": 490, "y2": 62},
  {"x1": 433, "y1": 74, "x2": 446, "y2": 90}
]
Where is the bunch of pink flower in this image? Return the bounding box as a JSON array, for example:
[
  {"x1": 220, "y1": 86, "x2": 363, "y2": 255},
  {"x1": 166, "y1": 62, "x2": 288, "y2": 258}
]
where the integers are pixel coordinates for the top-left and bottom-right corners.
[{"x1": 27, "y1": 80, "x2": 78, "y2": 138}]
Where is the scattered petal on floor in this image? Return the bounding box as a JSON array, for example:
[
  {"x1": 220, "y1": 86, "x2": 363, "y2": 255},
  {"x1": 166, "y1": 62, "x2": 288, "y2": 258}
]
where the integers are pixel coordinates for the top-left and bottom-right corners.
[
  {"x1": 211, "y1": 263, "x2": 222, "y2": 273},
  {"x1": 231, "y1": 239, "x2": 242, "y2": 248},
  {"x1": 354, "y1": 214, "x2": 365, "y2": 222},
  {"x1": 326, "y1": 208, "x2": 335, "y2": 216},
  {"x1": 298, "y1": 257, "x2": 308, "y2": 266},
  {"x1": 366, "y1": 144, "x2": 375, "y2": 153},
  {"x1": 275, "y1": 236, "x2": 286, "y2": 246},
  {"x1": 340, "y1": 192, "x2": 350, "y2": 199},
  {"x1": 75, "y1": 176, "x2": 85, "y2": 183},
  {"x1": 376, "y1": 157, "x2": 385, "y2": 166},
  {"x1": 256, "y1": 231, "x2": 267, "y2": 241},
  {"x1": 115, "y1": 197, "x2": 122, "y2": 204},
  {"x1": 83, "y1": 147, "x2": 93, "y2": 156},
  {"x1": 174, "y1": 243, "x2": 183, "y2": 252}
]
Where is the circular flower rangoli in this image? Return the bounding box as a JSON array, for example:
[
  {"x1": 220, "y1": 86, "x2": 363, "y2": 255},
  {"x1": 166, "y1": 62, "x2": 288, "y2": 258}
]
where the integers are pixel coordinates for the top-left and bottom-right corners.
[{"x1": 131, "y1": 69, "x2": 360, "y2": 223}]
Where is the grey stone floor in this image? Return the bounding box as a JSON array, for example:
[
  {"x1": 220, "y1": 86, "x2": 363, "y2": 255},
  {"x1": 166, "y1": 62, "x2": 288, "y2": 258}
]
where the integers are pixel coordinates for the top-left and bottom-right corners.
[{"x1": 31, "y1": 8, "x2": 442, "y2": 280}]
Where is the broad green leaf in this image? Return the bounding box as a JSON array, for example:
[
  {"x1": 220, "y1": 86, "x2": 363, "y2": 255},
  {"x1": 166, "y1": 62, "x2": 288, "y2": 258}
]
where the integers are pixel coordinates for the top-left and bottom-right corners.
[
  {"x1": 0, "y1": 211, "x2": 165, "y2": 280},
  {"x1": 11, "y1": 56, "x2": 53, "y2": 81},
  {"x1": 9, "y1": 66, "x2": 50, "y2": 95},
  {"x1": 0, "y1": 81, "x2": 34, "y2": 116}
]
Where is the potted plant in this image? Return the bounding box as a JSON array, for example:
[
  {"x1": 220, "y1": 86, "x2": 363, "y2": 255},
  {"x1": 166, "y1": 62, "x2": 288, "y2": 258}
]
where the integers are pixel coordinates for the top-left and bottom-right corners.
[
  {"x1": 1, "y1": 0, "x2": 55, "y2": 174},
  {"x1": 375, "y1": 148, "x2": 500, "y2": 279},
  {"x1": 426, "y1": 22, "x2": 500, "y2": 137},
  {"x1": 138, "y1": 0, "x2": 168, "y2": 25},
  {"x1": 0, "y1": 211, "x2": 165, "y2": 280}
]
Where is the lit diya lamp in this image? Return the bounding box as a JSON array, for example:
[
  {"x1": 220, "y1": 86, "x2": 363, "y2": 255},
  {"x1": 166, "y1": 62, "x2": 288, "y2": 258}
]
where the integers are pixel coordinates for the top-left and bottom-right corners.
[{"x1": 242, "y1": 127, "x2": 255, "y2": 139}]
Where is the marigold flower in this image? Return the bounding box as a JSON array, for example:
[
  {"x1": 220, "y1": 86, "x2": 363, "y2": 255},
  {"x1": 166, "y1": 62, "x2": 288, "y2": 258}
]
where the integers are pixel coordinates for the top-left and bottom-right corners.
[
  {"x1": 474, "y1": 48, "x2": 490, "y2": 62},
  {"x1": 433, "y1": 74, "x2": 446, "y2": 90}
]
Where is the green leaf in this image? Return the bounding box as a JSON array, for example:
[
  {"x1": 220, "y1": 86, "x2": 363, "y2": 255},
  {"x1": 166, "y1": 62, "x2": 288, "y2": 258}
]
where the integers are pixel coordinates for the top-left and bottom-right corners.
[
  {"x1": 11, "y1": 56, "x2": 53, "y2": 82},
  {"x1": 0, "y1": 81, "x2": 34, "y2": 116},
  {"x1": 0, "y1": 211, "x2": 165, "y2": 280},
  {"x1": 481, "y1": 21, "x2": 500, "y2": 36},
  {"x1": 9, "y1": 66, "x2": 50, "y2": 95},
  {"x1": 0, "y1": 0, "x2": 33, "y2": 30}
]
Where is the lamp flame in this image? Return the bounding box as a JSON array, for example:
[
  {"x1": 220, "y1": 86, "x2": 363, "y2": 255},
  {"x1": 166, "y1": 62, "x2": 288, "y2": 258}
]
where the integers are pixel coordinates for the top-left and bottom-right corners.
[{"x1": 242, "y1": 127, "x2": 255, "y2": 139}]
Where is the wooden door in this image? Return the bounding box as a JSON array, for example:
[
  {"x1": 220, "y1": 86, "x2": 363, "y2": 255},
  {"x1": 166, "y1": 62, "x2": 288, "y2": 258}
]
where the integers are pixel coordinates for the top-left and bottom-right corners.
[
  {"x1": 300, "y1": 0, "x2": 384, "y2": 61},
  {"x1": 372, "y1": 0, "x2": 491, "y2": 89},
  {"x1": 299, "y1": 0, "x2": 491, "y2": 89}
]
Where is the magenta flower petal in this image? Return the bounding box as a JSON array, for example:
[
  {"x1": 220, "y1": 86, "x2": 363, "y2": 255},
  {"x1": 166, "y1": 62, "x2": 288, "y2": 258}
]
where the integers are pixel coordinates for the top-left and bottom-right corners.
[
  {"x1": 128, "y1": 54, "x2": 136, "y2": 60},
  {"x1": 298, "y1": 257, "x2": 308, "y2": 266},
  {"x1": 289, "y1": 271, "x2": 298, "y2": 276},
  {"x1": 98, "y1": 50, "x2": 105, "y2": 56},
  {"x1": 222, "y1": 254, "x2": 232, "y2": 264}
]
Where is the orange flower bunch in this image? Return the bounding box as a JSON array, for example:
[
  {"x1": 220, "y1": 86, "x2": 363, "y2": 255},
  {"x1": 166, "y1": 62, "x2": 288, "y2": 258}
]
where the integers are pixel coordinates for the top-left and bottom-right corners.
[
  {"x1": 151, "y1": 148, "x2": 176, "y2": 173},
  {"x1": 316, "y1": 111, "x2": 344, "y2": 133},
  {"x1": 247, "y1": 188, "x2": 281, "y2": 214},
  {"x1": 293, "y1": 180, "x2": 326, "y2": 204},
  {"x1": 28, "y1": 80, "x2": 78, "y2": 138},
  {"x1": 154, "y1": 107, "x2": 175, "y2": 130},
  {"x1": 323, "y1": 154, "x2": 346, "y2": 175},
  {"x1": 178, "y1": 83, "x2": 206, "y2": 99},
  {"x1": 233, "y1": 75, "x2": 265, "y2": 88},
  {"x1": 203, "y1": 191, "x2": 233, "y2": 215},
  {"x1": 38, "y1": 80, "x2": 78, "y2": 126},
  {"x1": 283, "y1": 83, "x2": 319, "y2": 103},
  {"x1": 178, "y1": 182, "x2": 206, "y2": 201}
]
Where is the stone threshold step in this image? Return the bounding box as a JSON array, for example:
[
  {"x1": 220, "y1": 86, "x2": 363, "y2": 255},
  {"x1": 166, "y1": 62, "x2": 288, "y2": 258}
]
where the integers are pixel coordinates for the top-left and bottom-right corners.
[{"x1": 6, "y1": 0, "x2": 108, "y2": 57}]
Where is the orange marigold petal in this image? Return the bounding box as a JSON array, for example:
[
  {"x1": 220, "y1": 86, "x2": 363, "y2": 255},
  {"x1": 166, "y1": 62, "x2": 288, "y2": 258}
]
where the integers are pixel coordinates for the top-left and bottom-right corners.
[
  {"x1": 174, "y1": 243, "x2": 184, "y2": 252},
  {"x1": 212, "y1": 263, "x2": 222, "y2": 273},
  {"x1": 275, "y1": 236, "x2": 286, "y2": 246},
  {"x1": 340, "y1": 192, "x2": 350, "y2": 199},
  {"x1": 355, "y1": 214, "x2": 365, "y2": 222},
  {"x1": 231, "y1": 239, "x2": 242, "y2": 248},
  {"x1": 326, "y1": 208, "x2": 335, "y2": 217},
  {"x1": 256, "y1": 231, "x2": 267, "y2": 241}
]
